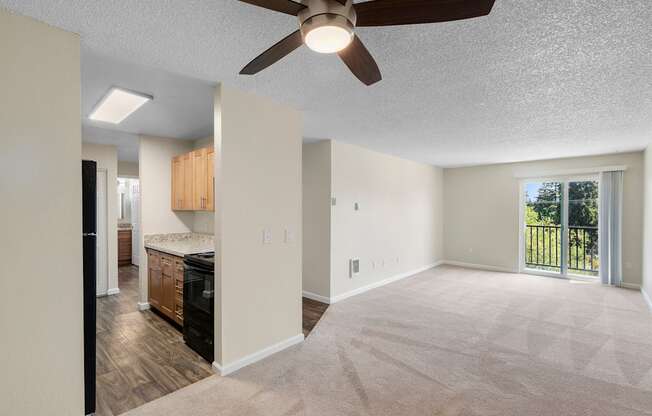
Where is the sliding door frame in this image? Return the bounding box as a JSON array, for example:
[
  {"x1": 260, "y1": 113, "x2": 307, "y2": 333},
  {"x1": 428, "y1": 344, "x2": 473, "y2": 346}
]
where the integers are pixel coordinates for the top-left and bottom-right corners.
[{"x1": 518, "y1": 174, "x2": 600, "y2": 281}]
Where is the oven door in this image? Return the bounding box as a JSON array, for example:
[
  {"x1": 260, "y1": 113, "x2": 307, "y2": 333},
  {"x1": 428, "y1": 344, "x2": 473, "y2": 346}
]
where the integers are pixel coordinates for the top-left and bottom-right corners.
[{"x1": 183, "y1": 264, "x2": 213, "y2": 316}]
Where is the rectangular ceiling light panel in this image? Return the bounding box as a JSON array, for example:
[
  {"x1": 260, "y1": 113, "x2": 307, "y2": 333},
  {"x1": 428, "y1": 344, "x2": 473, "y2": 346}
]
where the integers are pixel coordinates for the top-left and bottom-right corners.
[{"x1": 89, "y1": 87, "x2": 152, "y2": 124}]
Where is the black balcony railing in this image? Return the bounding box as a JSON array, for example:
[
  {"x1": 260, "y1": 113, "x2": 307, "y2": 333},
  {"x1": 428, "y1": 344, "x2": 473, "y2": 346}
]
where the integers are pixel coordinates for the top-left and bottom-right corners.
[{"x1": 525, "y1": 225, "x2": 599, "y2": 274}]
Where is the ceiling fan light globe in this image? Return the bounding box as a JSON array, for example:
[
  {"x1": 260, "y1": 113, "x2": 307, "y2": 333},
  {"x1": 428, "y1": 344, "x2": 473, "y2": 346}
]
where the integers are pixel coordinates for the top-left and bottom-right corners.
[{"x1": 305, "y1": 25, "x2": 353, "y2": 54}]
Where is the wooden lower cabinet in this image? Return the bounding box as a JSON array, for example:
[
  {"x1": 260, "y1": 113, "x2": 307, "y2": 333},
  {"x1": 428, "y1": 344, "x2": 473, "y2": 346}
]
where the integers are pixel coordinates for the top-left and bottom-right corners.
[
  {"x1": 147, "y1": 248, "x2": 184, "y2": 325},
  {"x1": 118, "y1": 229, "x2": 132, "y2": 266}
]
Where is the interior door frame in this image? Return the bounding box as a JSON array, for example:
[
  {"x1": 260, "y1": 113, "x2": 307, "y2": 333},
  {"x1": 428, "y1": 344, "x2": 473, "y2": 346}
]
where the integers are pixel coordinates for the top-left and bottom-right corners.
[
  {"x1": 96, "y1": 168, "x2": 110, "y2": 296},
  {"x1": 518, "y1": 174, "x2": 600, "y2": 280}
]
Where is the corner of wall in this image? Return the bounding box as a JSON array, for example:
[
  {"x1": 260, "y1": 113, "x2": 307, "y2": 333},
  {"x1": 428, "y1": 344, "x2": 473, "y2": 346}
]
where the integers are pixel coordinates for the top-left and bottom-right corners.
[{"x1": 642, "y1": 146, "x2": 652, "y2": 305}]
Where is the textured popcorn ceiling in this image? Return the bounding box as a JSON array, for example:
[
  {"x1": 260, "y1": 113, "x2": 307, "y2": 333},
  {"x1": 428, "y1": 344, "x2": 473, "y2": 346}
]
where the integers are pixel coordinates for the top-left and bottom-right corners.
[{"x1": 2, "y1": 0, "x2": 651, "y2": 166}]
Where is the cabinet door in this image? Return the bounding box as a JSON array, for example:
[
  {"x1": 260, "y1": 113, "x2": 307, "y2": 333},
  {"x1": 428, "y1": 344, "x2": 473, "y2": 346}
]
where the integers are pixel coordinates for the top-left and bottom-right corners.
[
  {"x1": 174, "y1": 259, "x2": 184, "y2": 324},
  {"x1": 147, "y1": 250, "x2": 162, "y2": 308},
  {"x1": 206, "y1": 147, "x2": 215, "y2": 212},
  {"x1": 160, "y1": 255, "x2": 175, "y2": 317},
  {"x1": 171, "y1": 156, "x2": 184, "y2": 210},
  {"x1": 183, "y1": 152, "x2": 194, "y2": 210},
  {"x1": 193, "y1": 148, "x2": 208, "y2": 210},
  {"x1": 118, "y1": 230, "x2": 132, "y2": 266}
]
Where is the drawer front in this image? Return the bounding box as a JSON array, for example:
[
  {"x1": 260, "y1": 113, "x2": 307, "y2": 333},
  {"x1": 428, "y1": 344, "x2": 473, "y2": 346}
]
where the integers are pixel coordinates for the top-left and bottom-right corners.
[
  {"x1": 161, "y1": 255, "x2": 173, "y2": 275},
  {"x1": 147, "y1": 250, "x2": 160, "y2": 270},
  {"x1": 175, "y1": 259, "x2": 184, "y2": 275}
]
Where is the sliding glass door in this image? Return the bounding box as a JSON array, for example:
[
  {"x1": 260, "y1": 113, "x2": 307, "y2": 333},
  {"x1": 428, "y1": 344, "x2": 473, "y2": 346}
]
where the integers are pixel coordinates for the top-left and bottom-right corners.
[{"x1": 522, "y1": 177, "x2": 599, "y2": 278}]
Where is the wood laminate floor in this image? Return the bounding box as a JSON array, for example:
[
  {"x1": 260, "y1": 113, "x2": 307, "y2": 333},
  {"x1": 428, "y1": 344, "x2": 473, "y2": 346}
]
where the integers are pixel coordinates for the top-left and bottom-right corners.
[
  {"x1": 97, "y1": 265, "x2": 328, "y2": 416},
  {"x1": 302, "y1": 297, "x2": 329, "y2": 337},
  {"x1": 96, "y1": 266, "x2": 213, "y2": 416}
]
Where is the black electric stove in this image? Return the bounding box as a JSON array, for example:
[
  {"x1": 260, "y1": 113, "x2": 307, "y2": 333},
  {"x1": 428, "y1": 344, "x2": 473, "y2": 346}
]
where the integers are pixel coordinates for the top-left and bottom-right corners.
[{"x1": 183, "y1": 252, "x2": 214, "y2": 362}]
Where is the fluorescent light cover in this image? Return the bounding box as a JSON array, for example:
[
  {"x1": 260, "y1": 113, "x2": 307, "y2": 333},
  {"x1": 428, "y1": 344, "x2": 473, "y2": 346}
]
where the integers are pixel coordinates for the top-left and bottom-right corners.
[{"x1": 89, "y1": 88, "x2": 152, "y2": 124}]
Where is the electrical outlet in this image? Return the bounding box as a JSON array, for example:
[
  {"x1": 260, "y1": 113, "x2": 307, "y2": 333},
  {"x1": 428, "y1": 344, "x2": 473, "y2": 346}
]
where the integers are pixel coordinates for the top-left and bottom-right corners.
[
  {"x1": 284, "y1": 229, "x2": 294, "y2": 244},
  {"x1": 262, "y1": 229, "x2": 272, "y2": 244},
  {"x1": 371, "y1": 260, "x2": 376, "y2": 269}
]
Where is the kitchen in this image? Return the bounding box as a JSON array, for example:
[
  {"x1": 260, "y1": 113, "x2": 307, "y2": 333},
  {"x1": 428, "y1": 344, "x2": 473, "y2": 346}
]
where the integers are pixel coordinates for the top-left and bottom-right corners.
[
  {"x1": 143, "y1": 143, "x2": 216, "y2": 362},
  {"x1": 80, "y1": 53, "x2": 327, "y2": 416},
  {"x1": 81, "y1": 53, "x2": 221, "y2": 416}
]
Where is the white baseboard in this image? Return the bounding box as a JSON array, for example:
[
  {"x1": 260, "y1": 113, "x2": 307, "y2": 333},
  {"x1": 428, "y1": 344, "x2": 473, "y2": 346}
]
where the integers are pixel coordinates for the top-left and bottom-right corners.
[
  {"x1": 107, "y1": 288, "x2": 120, "y2": 296},
  {"x1": 213, "y1": 333, "x2": 304, "y2": 376},
  {"x1": 620, "y1": 282, "x2": 641, "y2": 290},
  {"x1": 441, "y1": 260, "x2": 514, "y2": 273},
  {"x1": 302, "y1": 290, "x2": 331, "y2": 304},
  {"x1": 642, "y1": 288, "x2": 652, "y2": 312},
  {"x1": 330, "y1": 261, "x2": 443, "y2": 304},
  {"x1": 137, "y1": 302, "x2": 150, "y2": 311}
]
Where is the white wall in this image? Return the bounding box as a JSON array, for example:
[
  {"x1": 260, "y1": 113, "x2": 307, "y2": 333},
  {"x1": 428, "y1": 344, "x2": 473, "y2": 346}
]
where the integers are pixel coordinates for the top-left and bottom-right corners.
[
  {"x1": 0, "y1": 9, "x2": 84, "y2": 415},
  {"x1": 444, "y1": 152, "x2": 644, "y2": 286},
  {"x1": 643, "y1": 147, "x2": 652, "y2": 306},
  {"x1": 118, "y1": 161, "x2": 139, "y2": 177},
  {"x1": 82, "y1": 143, "x2": 119, "y2": 293},
  {"x1": 214, "y1": 85, "x2": 303, "y2": 369},
  {"x1": 138, "y1": 135, "x2": 194, "y2": 304},
  {"x1": 302, "y1": 141, "x2": 332, "y2": 300},
  {"x1": 330, "y1": 141, "x2": 445, "y2": 299}
]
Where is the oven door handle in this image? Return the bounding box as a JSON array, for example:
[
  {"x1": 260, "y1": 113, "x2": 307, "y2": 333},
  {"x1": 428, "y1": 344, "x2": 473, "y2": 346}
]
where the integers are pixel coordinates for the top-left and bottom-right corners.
[{"x1": 184, "y1": 264, "x2": 211, "y2": 274}]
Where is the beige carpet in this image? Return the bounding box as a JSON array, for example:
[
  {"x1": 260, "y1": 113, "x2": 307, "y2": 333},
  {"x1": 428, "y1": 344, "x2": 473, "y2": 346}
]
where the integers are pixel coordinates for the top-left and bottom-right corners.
[{"x1": 124, "y1": 266, "x2": 652, "y2": 416}]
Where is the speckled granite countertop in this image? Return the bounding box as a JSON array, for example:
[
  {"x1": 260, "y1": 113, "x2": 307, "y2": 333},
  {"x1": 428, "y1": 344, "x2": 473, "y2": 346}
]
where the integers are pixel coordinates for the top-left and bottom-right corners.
[{"x1": 144, "y1": 233, "x2": 214, "y2": 257}]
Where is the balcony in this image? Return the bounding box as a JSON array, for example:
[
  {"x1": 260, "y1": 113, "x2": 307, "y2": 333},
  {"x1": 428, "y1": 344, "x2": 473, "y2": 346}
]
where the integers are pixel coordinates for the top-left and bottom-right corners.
[{"x1": 525, "y1": 224, "x2": 599, "y2": 276}]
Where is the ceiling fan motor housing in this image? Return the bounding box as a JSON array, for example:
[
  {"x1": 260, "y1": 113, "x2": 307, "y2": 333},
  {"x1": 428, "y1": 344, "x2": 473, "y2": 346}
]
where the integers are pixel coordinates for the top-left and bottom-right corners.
[{"x1": 298, "y1": 0, "x2": 357, "y2": 42}]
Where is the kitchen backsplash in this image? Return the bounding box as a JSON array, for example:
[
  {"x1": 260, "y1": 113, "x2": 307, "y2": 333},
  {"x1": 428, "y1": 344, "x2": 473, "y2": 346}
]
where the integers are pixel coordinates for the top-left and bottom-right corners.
[{"x1": 193, "y1": 211, "x2": 214, "y2": 235}]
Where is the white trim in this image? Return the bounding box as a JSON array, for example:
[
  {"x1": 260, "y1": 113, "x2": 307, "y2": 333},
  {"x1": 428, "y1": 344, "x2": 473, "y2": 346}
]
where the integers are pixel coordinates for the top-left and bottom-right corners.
[
  {"x1": 137, "y1": 302, "x2": 150, "y2": 311},
  {"x1": 213, "y1": 333, "x2": 305, "y2": 376},
  {"x1": 514, "y1": 165, "x2": 627, "y2": 179},
  {"x1": 302, "y1": 290, "x2": 331, "y2": 304},
  {"x1": 442, "y1": 260, "x2": 514, "y2": 274},
  {"x1": 619, "y1": 282, "x2": 641, "y2": 290},
  {"x1": 518, "y1": 175, "x2": 602, "y2": 281},
  {"x1": 330, "y1": 261, "x2": 443, "y2": 304},
  {"x1": 106, "y1": 288, "x2": 120, "y2": 296},
  {"x1": 641, "y1": 288, "x2": 652, "y2": 312}
]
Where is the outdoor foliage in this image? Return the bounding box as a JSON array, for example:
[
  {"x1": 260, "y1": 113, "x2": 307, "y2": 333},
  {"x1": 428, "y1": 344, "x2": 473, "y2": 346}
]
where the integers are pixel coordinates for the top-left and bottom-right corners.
[{"x1": 525, "y1": 181, "x2": 599, "y2": 275}]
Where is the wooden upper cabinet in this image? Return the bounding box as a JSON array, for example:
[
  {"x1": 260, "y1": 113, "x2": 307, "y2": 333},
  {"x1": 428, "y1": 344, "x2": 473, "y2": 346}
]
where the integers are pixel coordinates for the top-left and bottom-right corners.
[
  {"x1": 193, "y1": 148, "x2": 208, "y2": 210},
  {"x1": 171, "y1": 156, "x2": 184, "y2": 210},
  {"x1": 171, "y1": 145, "x2": 214, "y2": 212},
  {"x1": 206, "y1": 147, "x2": 214, "y2": 211},
  {"x1": 183, "y1": 152, "x2": 194, "y2": 210}
]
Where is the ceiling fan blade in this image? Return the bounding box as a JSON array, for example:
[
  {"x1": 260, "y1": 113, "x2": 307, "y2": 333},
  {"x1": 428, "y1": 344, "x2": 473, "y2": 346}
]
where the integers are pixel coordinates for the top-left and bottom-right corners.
[
  {"x1": 333, "y1": 0, "x2": 348, "y2": 4},
  {"x1": 355, "y1": 0, "x2": 495, "y2": 27},
  {"x1": 337, "y1": 36, "x2": 382, "y2": 86},
  {"x1": 240, "y1": 30, "x2": 304, "y2": 75},
  {"x1": 238, "y1": 0, "x2": 306, "y2": 16}
]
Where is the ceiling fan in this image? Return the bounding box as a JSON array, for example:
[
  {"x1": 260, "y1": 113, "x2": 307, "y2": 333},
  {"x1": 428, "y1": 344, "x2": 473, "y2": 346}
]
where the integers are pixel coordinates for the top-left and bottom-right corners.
[{"x1": 238, "y1": 0, "x2": 496, "y2": 86}]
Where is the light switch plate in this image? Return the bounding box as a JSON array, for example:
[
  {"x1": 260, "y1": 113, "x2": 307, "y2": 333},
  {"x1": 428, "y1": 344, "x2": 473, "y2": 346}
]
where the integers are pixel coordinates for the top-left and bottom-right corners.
[{"x1": 262, "y1": 229, "x2": 272, "y2": 244}]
